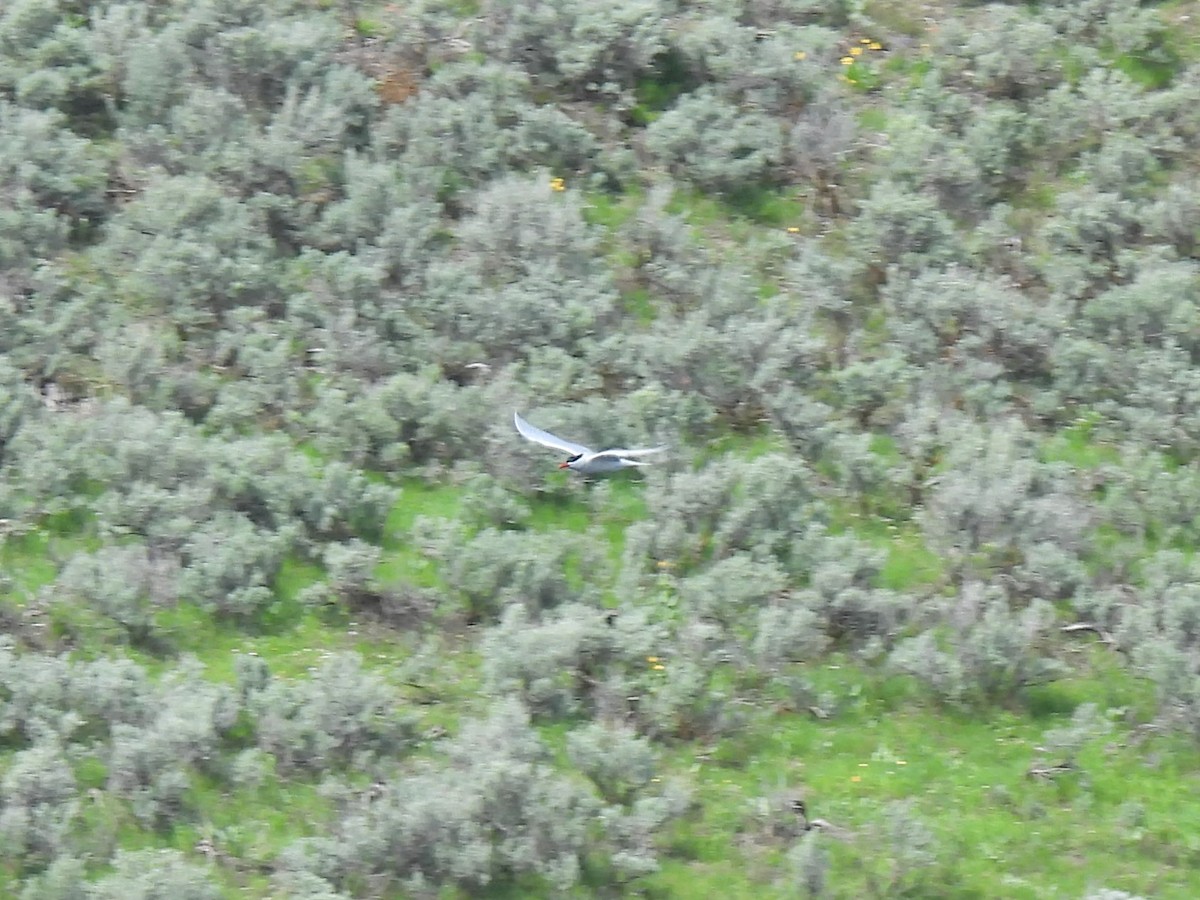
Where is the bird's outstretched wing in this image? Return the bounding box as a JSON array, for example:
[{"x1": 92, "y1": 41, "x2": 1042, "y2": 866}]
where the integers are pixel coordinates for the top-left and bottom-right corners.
[
  {"x1": 514, "y1": 411, "x2": 592, "y2": 456},
  {"x1": 601, "y1": 447, "x2": 666, "y2": 458}
]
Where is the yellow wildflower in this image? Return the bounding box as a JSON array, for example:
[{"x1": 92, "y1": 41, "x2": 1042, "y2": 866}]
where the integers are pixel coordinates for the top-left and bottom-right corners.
[
  {"x1": 786, "y1": 226, "x2": 800, "y2": 234},
  {"x1": 794, "y1": 51, "x2": 806, "y2": 61},
  {"x1": 850, "y1": 46, "x2": 863, "y2": 57},
  {"x1": 652, "y1": 664, "x2": 666, "y2": 671},
  {"x1": 850, "y1": 775, "x2": 862, "y2": 783},
  {"x1": 869, "y1": 41, "x2": 883, "y2": 51},
  {"x1": 840, "y1": 56, "x2": 854, "y2": 66},
  {"x1": 550, "y1": 176, "x2": 566, "y2": 192},
  {"x1": 860, "y1": 37, "x2": 872, "y2": 45}
]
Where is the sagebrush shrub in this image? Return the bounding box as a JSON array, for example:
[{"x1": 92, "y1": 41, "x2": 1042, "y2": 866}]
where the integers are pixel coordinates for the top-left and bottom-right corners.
[
  {"x1": 889, "y1": 584, "x2": 1065, "y2": 704},
  {"x1": 645, "y1": 88, "x2": 785, "y2": 194},
  {"x1": 0, "y1": 737, "x2": 78, "y2": 866},
  {"x1": 280, "y1": 699, "x2": 599, "y2": 893},
  {"x1": 247, "y1": 652, "x2": 415, "y2": 774}
]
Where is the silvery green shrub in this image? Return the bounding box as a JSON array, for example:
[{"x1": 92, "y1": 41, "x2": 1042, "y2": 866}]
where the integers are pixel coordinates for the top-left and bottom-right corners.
[
  {"x1": 890, "y1": 584, "x2": 1064, "y2": 704},
  {"x1": 87, "y1": 848, "x2": 221, "y2": 900},
  {"x1": 247, "y1": 652, "x2": 414, "y2": 774},
  {"x1": 0, "y1": 736, "x2": 78, "y2": 866},
  {"x1": 280, "y1": 699, "x2": 598, "y2": 894},
  {"x1": 919, "y1": 418, "x2": 1088, "y2": 598},
  {"x1": 483, "y1": 603, "x2": 620, "y2": 718},
  {"x1": 644, "y1": 88, "x2": 785, "y2": 194}
]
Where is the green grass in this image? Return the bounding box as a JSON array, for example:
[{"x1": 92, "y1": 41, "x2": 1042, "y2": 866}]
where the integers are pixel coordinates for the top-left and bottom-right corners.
[
  {"x1": 6, "y1": 443, "x2": 1200, "y2": 898},
  {"x1": 1042, "y1": 414, "x2": 1121, "y2": 469},
  {"x1": 667, "y1": 187, "x2": 805, "y2": 236},
  {"x1": 5, "y1": 414, "x2": 1195, "y2": 900},
  {"x1": 1112, "y1": 49, "x2": 1179, "y2": 89},
  {"x1": 876, "y1": 526, "x2": 943, "y2": 591},
  {"x1": 581, "y1": 188, "x2": 643, "y2": 232},
  {"x1": 645, "y1": 659, "x2": 1200, "y2": 898},
  {"x1": 857, "y1": 105, "x2": 889, "y2": 132},
  {"x1": 148, "y1": 605, "x2": 340, "y2": 681},
  {"x1": 619, "y1": 286, "x2": 658, "y2": 325},
  {"x1": 376, "y1": 479, "x2": 463, "y2": 589},
  {"x1": 701, "y1": 426, "x2": 789, "y2": 465},
  {"x1": 0, "y1": 529, "x2": 61, "y2": 596},
  {"x1": 630, "y1": 48, "x2": 692, "y2": 125}
]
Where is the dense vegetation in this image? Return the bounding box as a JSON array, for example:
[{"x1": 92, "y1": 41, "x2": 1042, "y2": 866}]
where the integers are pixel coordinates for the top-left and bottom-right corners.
[{"x1": 3, "y1": 0, "x2": 1200, "y2": 896}]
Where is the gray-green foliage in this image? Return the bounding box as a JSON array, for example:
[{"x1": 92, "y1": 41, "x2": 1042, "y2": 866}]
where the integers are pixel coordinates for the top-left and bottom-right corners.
[
  {"x1": 645, "y1": 88, "x2": 785, "y2": 193},
  {"x1": 848, "y1": 180, "x2": 964, "y2": 274},
  {"x1": 934, "y1": 8, "x2": 1065, "y2": 101},
  {"x1": 1039, "y1": 702, "x2": 1111, "y2": 762},
  {"x1": 179, "y1": 513, "x2": 284, "y2": 616},
  {"x1": 0, "y1": 101, "x2": 106, "y2": 231},
  {"x1": 478, "y1": 0, "x2": 667, "y2": 99},
  {"x1": 0, "y1": 737, "x2": 78, "y2": 865},
  {"x1": 457, "y1": 473, "x2": 532, "y2": 530},
  {"x1": 883, "y1": 266, "x2": 1063, "y2": 397},
  {"x1": 484, "y1": 603, "x2": 614, "y2": 718},
  {"x1": 633, "y1": 618, "x2": 751, "y2": 741},
  {"x1": 872, "y1": 110, "x2": 987, "y2": 222},
  {"x1": 0, "y1": 0, "x2": 105, "y2": 115},
  {"x1": 790, "y1": 526, "x2": 905, "y2": 649},
  {"x1": 417, "y1": 172, "x2": 617, "y2": 368},
  {"x1": 889, "y1": 584, "x2": 1065, "y2": 704},
  {"x1": 678, "y1": 552, "x2": 787, "y2": 627},
  {"x1": 865, "y1": 799, "x2": 940, "y2": 895},
  {"x1": 323, "y1": 539, "x2": 383, "y2": 607},
  {"x1": 0, "y1": 640, "x2": 151, "y2": 745},
  {"x1": 87, "y1": 848, "x2": 221, "y2": 900},
  {"x1": 0, "y1": 359, "x2": 41, "y2": 462},
  {"x1": 484, "y1": 603, "x2": 662, "y2": 718},
  {"x1": 566, "y1": 720, "x2": 690, "y2": 879},
  {"x1": 2, "y1": 401, "x2": 395, "y2": 617},
  {"x1": 622, "y1": 260, "x2": 828, "y2": 430},
  {"x1": 630, "y1": 453, "x2": 825, "y2": 574},
  {"x1": 4, "y1": 0, "x2": 1200, "y2": 891},
  {"x1": 788, "y1": 831, "x2": 828, "y2": 897},
  {"x1": 377, "y1": 61, "x2": 602, "y2": 193},
  {"x1": 87, "y1": 174, "x2": 281, "y2": 330},
  {"x1": 16, "y1": 849, "x2": 221, "y2": 899},
  {"x1": 0, "y1": 643, "x2": 250, "y2": 861},
  {"x1": 244, "y1": 652, "x2": 415, "y2": 774},
  {"x1": 1103, "y1": 552, "x2": 1200, "y2": 735},
  {"x1": 107, "y1": 663, "x2": 238, "y2": 827},
  {"x1": 103, "y1": 0, "x2": 344, "y2": 123},
  {"x1": 18, "y1": 854, "x2": 87, "y2": 900},
  {"x1": 281, "y1": 700, "x2": 600, "y2": 893},
  {"x1": 671, "y1": 17, "x2": 827, "y2": 113},
  {"x1": 1054, "y1": 259, "x2": 1200, "y2": 454},
  {"x1": 920, "y1": 418, "x2": 1087, "y2": 599},
  {"x1": 50, "y1": 544, "x2": 178, "y2": 641},
  {"x1": 567, "y1": 720, "x2": 656, "y2": 805},
  {"x1": 441, "y1": 525, "x2": 601, "y2": 620}
]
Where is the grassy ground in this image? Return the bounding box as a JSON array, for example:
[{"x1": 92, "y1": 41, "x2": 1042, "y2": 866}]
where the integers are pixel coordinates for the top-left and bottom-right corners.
[
  {"x1": 7, "y1": 10, "x2": 1200, "y2": 883},
  {"x1": 5, "y1": 462, "x2": 1198, "y2": 898}
]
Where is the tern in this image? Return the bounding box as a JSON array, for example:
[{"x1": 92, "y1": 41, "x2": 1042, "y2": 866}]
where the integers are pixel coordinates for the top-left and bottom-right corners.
[{"x1": 514, "y1": 411, "x2": 664, "y2": 475}]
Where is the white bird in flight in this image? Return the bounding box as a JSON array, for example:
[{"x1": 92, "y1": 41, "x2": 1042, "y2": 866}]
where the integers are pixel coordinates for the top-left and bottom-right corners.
[{"x1": 514, "y1": 411, "x2": 664, "y2": 475}]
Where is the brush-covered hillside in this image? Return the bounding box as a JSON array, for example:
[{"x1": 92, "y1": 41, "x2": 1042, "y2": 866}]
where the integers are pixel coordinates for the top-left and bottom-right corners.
[{"x1": 3, "y1": 0, "x2": 1200, "y2": 897}]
